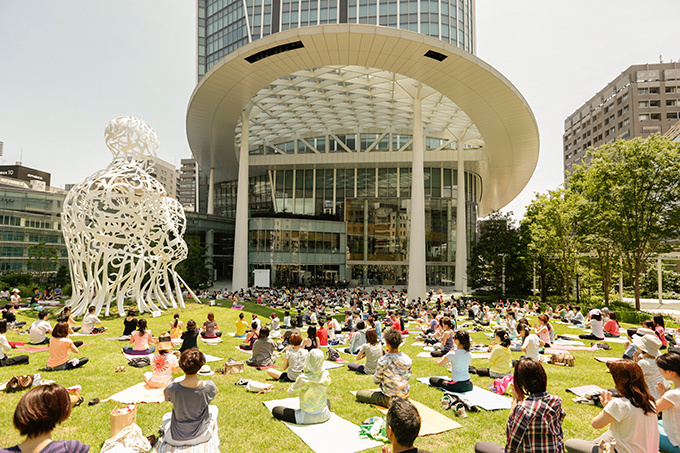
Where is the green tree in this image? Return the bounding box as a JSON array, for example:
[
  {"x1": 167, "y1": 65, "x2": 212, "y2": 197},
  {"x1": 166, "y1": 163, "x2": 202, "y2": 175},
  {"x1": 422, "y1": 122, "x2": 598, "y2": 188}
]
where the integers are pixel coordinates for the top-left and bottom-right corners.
[
  {"x1": 570, "y1": 135, "x2": 680, "y2": 310},
  {"x1": 176, "y1": 236, "x2": 213, "y2": 290},
  {"x1": 468, "y1": 211, "x2": 529, "y2": 295},
  {"x1": 523, "y1": 189, "x2": 581, "y2": 304},
  {"x1": 27, "y1": 242, "x2": 59, "y2": 284}
]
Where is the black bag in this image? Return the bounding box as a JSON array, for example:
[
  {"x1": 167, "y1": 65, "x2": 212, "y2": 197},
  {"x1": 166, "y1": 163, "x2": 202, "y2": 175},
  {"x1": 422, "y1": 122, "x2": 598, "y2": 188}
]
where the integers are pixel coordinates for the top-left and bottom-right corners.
[{"x1": 128, "y1": 357, "x2": 150, "y2": 368}]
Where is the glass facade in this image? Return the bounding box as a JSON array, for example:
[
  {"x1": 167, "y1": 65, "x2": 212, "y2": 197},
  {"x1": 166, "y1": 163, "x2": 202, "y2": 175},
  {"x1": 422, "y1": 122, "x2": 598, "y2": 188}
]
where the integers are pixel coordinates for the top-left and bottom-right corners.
[
  {"x1": 198, "y1": 0, "x2": 474, "y2": 78},
  {"x1": 0, "y1": 187, "x2": 68, "y2": 274}
]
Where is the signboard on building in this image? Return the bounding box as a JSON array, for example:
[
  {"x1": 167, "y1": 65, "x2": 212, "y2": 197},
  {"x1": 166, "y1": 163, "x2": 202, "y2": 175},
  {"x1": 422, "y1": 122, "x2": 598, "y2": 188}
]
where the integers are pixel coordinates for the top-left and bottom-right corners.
[{"x1": 0, "y1": 165, "x2": 51, "y2": 187}]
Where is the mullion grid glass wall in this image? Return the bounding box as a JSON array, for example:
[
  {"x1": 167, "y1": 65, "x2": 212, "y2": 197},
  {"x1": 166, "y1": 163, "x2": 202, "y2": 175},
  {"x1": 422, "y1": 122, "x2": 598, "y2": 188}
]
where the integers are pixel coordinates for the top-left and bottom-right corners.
[{"x1": 347, "y1": 0, "x2": 472, "y2": 51}]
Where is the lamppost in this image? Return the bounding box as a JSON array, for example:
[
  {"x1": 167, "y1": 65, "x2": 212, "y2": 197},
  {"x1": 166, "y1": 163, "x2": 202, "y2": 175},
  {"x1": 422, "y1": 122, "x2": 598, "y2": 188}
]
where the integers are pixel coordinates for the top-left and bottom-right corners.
[{"x1": 500, "y1": 254, "x2": 507, "y2": 296}]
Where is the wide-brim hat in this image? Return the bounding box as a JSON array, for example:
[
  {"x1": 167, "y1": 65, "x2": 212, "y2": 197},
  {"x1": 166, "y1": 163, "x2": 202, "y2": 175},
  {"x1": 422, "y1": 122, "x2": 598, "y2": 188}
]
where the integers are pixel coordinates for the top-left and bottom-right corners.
[
  {"x1": 632, "y1": 334, "x2": 662, "y2": 358},
  {"x1": 11, "y1": 289, "x2": 19, "y2": 293},
  {"x1": 590, "y1": 309, "x2": 601, "y2": 316},
  {"x1": 156, "y1": 333, "x2": 174, "y2": 351},
  {"x1": 197, "y1": 365, "x2": 214, "y2": 376},
  {"x1": 634, "y1": 328, "x2": 655, "y2": 337}
]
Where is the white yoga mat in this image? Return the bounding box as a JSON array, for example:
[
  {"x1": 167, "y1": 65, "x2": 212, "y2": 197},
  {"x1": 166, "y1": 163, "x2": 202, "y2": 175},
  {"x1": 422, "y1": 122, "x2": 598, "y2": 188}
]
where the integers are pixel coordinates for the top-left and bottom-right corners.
[
  {"x1": 470, "y1": 352, "x2": 492, "y2": 359},
  {"x1": 568, "y1": 325, "x2": 586, "y2": 329},
  {"x1": 202, "y1": 354, "x2": 223, "y2": 363},
  {"x1": 200, "y1": 337, "x2": 223, "y2": 345},
  {"x1": 566, "y1": 384, "x2": 606, "y2": 397},
  {"x1": 416, "y1": 377, "x2": 512, "y2": 410},
  {"x1": 554, "y1": 338, "x2": 585, "y2": 346},
  {"x1": 423, "y1": 346, "x2": 435, "y2": 352},
  {"x1": 603, "y1": 337, "x2": 627, "y2": 344},
  {"x1": 123, "y1": 352, "x2": 155, "y2": 361},
  {"x1": 411, "y1": 342, "x2": 427, "y2": 347},
  {"x1": 417, "y1": 352, "x2": 434, "y2": 358},
  {"x1": 322, "y1": 361, "x2": 345, "y2": 370},
  {"x1": 262, "y1": 397, "x2": 382, "y2": 453}
]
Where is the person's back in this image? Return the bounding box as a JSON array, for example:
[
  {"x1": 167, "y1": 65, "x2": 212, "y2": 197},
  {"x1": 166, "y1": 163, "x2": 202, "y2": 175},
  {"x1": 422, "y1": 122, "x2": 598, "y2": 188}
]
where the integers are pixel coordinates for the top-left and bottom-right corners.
[{"x1": 29, "y1": 313, "x2": 51, "y2": 345}]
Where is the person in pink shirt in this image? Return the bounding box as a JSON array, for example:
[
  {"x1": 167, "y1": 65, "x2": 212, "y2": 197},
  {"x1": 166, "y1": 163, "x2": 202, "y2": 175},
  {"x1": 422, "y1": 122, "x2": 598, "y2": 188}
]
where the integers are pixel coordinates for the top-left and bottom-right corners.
[
  {"x1": 604, "y1": 312, "x2": 621, "y2": 338},
  {"x1": 316, "y1": 323, "x2": 328, "y2": 346},
  {"x1": 123, "y1": 319, "x2": 156, "y2": 355},
  {"x1": 46, "y1": 322, "x2": 88, "y2": 371}
]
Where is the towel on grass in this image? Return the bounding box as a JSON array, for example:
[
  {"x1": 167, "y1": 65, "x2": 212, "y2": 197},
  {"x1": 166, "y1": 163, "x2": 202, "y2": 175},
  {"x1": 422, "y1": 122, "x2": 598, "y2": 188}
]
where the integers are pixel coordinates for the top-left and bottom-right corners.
[
  {"x1": 566, "y1": 384, "x2": 606, "y2": 398},
  {"x1": 262, "y1": 397, "x2": 382, "y2": 453}
]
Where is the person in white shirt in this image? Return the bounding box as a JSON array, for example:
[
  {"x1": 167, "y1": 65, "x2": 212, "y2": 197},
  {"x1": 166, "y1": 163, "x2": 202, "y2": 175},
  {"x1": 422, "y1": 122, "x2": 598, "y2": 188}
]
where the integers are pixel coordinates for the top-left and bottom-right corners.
[
  {"x1": 29, "y1": 310, "x2": 52, "y2": 345},
  {"x1": 81, "y1": 306, "x2": 106, "y2": 334},
  {"x1": 0, "y1": 320, "x2": 29, "y2": 367},
  {"x1": 565, "y1": 360, "x2": 659, "y2": 453},
  {"x1": 655, "y1": 352, "x2": 680, "y2": 453},
  {"x1": 518, "y1": 323, "x2": 543, "y2": 361},
  {"x1": 0, "y1": 288, "x2": 9, "y2": 301},
  {"x1": 10, "y1": 289, "x2": 21, "y2": 305},
  {"x1": 633, "y1": 334, "x2": 669, "y2": 400}
]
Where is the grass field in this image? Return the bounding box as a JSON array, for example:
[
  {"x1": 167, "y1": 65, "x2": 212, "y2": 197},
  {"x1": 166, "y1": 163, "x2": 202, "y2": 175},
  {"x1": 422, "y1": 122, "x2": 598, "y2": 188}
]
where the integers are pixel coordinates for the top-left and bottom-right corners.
[{"x1": 0, "y1": 300, "x2": 632, "y2": 452}]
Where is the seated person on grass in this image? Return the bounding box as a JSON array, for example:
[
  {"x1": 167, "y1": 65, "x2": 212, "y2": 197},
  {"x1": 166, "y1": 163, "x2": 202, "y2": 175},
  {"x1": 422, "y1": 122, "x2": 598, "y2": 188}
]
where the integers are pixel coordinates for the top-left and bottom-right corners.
[
  {"x1": 348, "y1": 328, "x2": 383, "y2": 375},
  {"x1": 246, "y1": 327, "x2": 277, "y2": 367},
  {"x1": 0, "y1": 384, "x2": 90, "y2": 453},
  {"x1": 46, "y1": 321, "x2": 88, "y2": 371},
  {"x1": 179, "y1": 320, "x2": 199, "y2": 353},
  {"x1": 144, "y1": 333, "x2": 179, "y2": 389},
  {"x1": 475, "y1": 358, "x2": 565, "y2": 453},
  {"x1": 123, "y1": 318, "x2": 156, "y2": 355},
  {"x1": 272, "y1": 349, "x2": 331, "y2": 425},
  {"x1": 162, "y1": 349, "x2": 219, "y2": 447},
  {"x1": 0, "y1": 320, "x2": 29, "y2": 367},
  {"x1": 234, "y1": 312, "x2": 248, "y2": 338},
  {"x1": 81, "y1": 306, "x2": 106, "y2": 334},
  {"x1": 29, "y1": 310, "x2": 52, "y2": 345},
  {"x1": 201, "y1": 312, "x2": 221, "y2": 338},
  {"x1": 268, "y1": 332, "x2": 307, "y2": 382},
  {"x1": 429, "y1": 330, "x2": 473, "y2": 393},
  {"x1": 382, "y1": 397, "x2": 432, "y2": 453},
  {"x1": 655, "y1": 352, "x2": 680, "y2": 453},
  {"x1": 470, "y1": 328, "x2": 512, "y2": 379},
  {"x1": 356, "y1": 328, "x2": 412, "y2": 408},
  {"x1": 239, "y1": 321, "x2": 260, "y2": 351}
]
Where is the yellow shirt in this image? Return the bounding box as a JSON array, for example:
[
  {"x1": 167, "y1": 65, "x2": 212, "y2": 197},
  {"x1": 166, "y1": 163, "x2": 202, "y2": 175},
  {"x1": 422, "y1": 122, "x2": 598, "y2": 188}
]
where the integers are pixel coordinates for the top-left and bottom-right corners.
[
  {"x1": 489, "y1": 345, "x2": 512, "y2": 375},
  {"x1": 235, "y1": 319, "x2": 248, "y2": 336}
]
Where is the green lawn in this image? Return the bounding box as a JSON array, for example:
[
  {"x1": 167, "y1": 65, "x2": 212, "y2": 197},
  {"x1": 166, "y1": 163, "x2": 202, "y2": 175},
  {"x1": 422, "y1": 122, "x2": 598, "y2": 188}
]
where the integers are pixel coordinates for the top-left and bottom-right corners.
[{"x1": 0, "y1": 301, "x2": 630, "y2": 452}]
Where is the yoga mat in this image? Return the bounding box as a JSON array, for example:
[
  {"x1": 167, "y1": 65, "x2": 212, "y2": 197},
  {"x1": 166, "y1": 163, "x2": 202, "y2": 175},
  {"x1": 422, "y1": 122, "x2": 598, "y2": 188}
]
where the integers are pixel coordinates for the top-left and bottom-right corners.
[
  {"x1": 423, "y1": 346, "x2": 435, "y2": 352},
  {"x1": 105, "y1": 336, "x2": 131, "y2": 341},
  {"x1": 105, "y1": 382, "x2": 165, "y2": 404},
  {"x1": 566, "y1": 384, "x2": 606, "y2": 397},
  {"x1": 226, "y1": 332, "x2": 236, "y2": 337},
  {"x1": 416, "y1": 378, "x2": 512, "y2": 410},
  {"x1": 351, "y1": 392, "x2": 462, "y2": 435},
  {"x1": 322, "y1": 361, "x2": 345, "y2": 370},
  {"x1": 567, "y1": 325, "x2": 586, "y2": 329},
  {"x1": 417, "y1": 352, "x2": 434, "y2": 358},
  {"x1": 200, "y1": 337, "x2": 223, "y2": 345},
  {"x1": 202, "y1": 354, "x2": 223, "y2": 363},
  {"x1": 411, "y1": 342, "x2": 427, "y2": 347},
  {"x1": 603, "y1": 337, "x2": 627, "y2": 344},
  {"x1": 553, "y1": 339, "x2": 585, "y2": 346},
  {"x1": 594, "y1": 357, "x2": 623, "y2": 364},
  {"x1": 470, "y1": 353, "x2": 492, "y2": 359},
  {"x1": 544, "y1": 345, "x2": 597, "y2": 352},
  {"x1": 263, "y1": 397, "x2": 382, "y2": 453},
  {"x1": 235, "y1": 346, "x2": 253, "y2": 354},
  {"x1": 123, "y1": 352, "x2": 155, "y2": 361},
  {"x1": 22, "y1": 346, "x2": 49, "y2": 353}
]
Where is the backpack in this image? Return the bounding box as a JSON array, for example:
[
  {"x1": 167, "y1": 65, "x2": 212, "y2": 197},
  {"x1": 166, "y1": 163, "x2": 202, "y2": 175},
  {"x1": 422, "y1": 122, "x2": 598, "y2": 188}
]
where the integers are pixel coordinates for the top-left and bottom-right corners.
[
  {"x1": 128, "y1": 357, "x2": 151, "y2": 368},
  {"x1": 327, "y1": 347, "x2": 340, "y2": 362}
]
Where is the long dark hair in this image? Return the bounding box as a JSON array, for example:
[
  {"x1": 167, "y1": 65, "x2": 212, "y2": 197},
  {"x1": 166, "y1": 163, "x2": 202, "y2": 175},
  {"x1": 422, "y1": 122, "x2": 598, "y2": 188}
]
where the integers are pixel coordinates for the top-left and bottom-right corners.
[
  {"x1": 495, "y1": 328, "x2": 511, "y2": 347},
  {"x1": 137, "y1": 318, "x2": 147, "y2": 334},
  {"x1": 653, "y1": 315, "x2": 665, "y2": 330},
  {"x1": 454, "y1": 330, "x2": 470, "y2": 351},
  {"x1": 609, "y1": 360, "x2": 656, "y2": 415},
  {"x1": 173, "y1": 313, "x2": 180, "y2": 328}
]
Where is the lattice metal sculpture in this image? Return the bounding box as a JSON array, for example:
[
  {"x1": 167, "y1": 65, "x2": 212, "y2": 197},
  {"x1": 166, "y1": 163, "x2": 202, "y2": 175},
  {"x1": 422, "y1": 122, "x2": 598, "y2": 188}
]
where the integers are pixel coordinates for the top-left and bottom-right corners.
[{"x1": 62, "y1": 116, "x2": 197, "y2": 316}]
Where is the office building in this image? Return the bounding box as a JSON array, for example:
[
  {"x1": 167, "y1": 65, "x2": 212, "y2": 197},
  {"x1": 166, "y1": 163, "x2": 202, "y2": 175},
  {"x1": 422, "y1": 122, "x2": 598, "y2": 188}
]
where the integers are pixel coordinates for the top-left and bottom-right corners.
[
  {"x1": 563, "y1": 63, "x2": 680, "y2": 175},
  {"x1": 178, "y1": 158, "x2": 209, "y2": 213},
  {"x1": 146, "y1": 156, "x2": 180, "y2": 198},
  {"x1": 187, "y1": 0, "x2": 539, "y2": 296}
]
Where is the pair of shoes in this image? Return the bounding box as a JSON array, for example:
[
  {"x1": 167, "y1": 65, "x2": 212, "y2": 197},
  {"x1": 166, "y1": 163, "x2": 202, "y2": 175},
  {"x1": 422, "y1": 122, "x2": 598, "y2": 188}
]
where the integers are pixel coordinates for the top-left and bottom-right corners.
[
  {"x1": 115, "y1": 366, "x2": 126, "y2": 372},
  {"x1": 88, "y1": 398, "x2": 100, "y2": 406},
  {"x1": 234, "y1": 378, "x2": 250, "y2": 386}
]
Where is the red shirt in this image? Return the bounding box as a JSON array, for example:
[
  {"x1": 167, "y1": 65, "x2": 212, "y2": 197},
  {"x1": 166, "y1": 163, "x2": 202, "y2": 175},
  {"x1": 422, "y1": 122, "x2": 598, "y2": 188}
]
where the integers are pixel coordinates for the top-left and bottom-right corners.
[{"x1": 317, "y1": 327, "x2": 328, "y2": 346}]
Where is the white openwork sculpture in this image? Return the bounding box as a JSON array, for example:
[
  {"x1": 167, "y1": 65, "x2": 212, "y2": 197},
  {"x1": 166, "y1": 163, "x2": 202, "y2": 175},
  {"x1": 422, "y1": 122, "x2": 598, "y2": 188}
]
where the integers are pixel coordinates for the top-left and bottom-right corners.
[{"x1": 62, "y1": 116, "x2": 198, "y2": 316}]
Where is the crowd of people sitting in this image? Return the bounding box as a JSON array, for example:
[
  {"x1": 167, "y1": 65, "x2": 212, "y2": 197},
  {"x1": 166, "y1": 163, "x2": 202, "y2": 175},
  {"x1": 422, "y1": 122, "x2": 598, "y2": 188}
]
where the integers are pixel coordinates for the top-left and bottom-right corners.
[{"x1": 0, "y1": 285, "x2": 679, "y2": 452}]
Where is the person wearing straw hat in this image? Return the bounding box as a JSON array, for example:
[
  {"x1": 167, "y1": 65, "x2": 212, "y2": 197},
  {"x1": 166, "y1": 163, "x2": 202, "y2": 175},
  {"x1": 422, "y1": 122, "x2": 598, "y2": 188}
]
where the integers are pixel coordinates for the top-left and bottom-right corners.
[
  {"x1": 144, "y1": 333, "x2": 178, "y2": 389},
  {"x1": 633, "y1": 333, "x2": 669, "y2": 400}
]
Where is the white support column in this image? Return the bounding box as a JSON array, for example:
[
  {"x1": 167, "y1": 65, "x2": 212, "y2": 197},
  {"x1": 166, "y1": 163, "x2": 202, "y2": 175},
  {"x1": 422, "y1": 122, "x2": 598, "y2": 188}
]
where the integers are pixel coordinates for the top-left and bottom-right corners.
[
  {"x1": 232, "y1": 112, "x2": 250, "y2": 291},
  {"x1": 658, "y1": 257, "x2": 663, "y2": 304},
  {"x1": 455, "y1": 140, "x2": 467, "y2": 293},
  {"x1": 407, "y1": 86, "x2": 426, "y2": 302},
  {"x1": 207, "y1": 167, "x2": 215, "y2": 215}
]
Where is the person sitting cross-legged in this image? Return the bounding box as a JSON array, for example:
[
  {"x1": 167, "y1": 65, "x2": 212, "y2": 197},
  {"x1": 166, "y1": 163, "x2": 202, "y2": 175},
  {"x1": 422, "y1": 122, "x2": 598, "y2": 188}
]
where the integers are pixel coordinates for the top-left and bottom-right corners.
[
  {"x1": 271, "y1": 349, "x2": 332, "y2": 425},
  {"x1": 356, "y1": 328, "x2": 412, "y2": 408},
  {"x1": 160, "y1": 349, "x2": 219, "y2": 447},
  {"x1": 475, "y1": 357, "x2": 565, "y2": 453},
  {"x1": 429, "y1": 330, "x2": 473, "y2": 393}
]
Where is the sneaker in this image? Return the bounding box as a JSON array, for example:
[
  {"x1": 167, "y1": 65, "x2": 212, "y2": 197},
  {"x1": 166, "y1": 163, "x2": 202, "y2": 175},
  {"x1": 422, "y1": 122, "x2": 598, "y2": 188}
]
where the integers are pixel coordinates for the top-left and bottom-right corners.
[{"x1": 454, "y1": 402, "x2": 467, "y2": 418}]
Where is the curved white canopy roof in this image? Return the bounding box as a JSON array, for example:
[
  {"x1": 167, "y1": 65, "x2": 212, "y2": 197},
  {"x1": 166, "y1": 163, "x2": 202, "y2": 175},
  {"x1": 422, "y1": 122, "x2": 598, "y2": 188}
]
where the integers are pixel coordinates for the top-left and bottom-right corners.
[{"x1": 186, "y1": 24, "x2": 539, "y2": 215}]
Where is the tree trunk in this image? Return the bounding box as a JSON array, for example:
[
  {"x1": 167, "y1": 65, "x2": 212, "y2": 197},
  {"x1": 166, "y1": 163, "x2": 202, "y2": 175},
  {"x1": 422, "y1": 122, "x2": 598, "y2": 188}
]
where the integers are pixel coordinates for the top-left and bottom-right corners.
[{"x1": 633, "y1": 269, "x2": 641, "y2": 311}]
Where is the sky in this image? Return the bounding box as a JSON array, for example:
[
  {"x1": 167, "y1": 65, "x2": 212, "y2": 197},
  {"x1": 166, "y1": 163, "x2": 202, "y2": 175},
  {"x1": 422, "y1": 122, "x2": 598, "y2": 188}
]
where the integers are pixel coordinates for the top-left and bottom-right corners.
[{"x1": 1, "y1": 0, "x2": 679, "y2": 220}]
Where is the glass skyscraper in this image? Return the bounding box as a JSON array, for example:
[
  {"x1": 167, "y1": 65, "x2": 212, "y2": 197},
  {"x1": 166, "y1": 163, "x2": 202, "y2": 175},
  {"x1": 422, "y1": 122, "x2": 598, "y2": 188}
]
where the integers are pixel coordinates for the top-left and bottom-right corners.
[{"x1": 187, "y1": 0, "x2": 538, "y2": 296}]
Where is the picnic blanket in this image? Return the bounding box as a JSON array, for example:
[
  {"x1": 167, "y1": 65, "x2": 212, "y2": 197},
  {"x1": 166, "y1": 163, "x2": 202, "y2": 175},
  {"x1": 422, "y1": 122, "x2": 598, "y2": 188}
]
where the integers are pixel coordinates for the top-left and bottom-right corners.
[
  {"x1": 594, "y1": 356, "x2": 623, "y2": 364},
  {"x1": 22, "y1": 346, "x2": 49, "y2": 353},
  {"x1": 351, "y1": 391, "x2": 462, "y2": 435},
  {"x1": 416, "y1": 378, "x2": 512, "y2": 410},
  {"x1": 263, "y1": 397, "x2": 382, "y2": 453}
]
